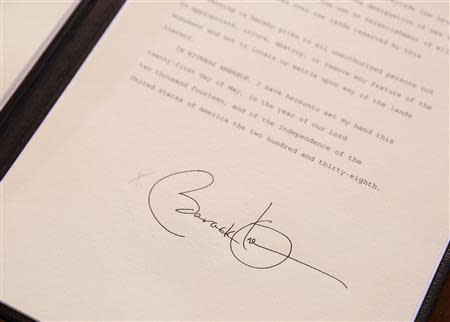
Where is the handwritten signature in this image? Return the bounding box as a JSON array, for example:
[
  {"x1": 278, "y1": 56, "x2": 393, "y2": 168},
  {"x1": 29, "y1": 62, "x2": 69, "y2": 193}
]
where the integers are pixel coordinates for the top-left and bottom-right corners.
[{"x1": 142, "y1": 170, "x2": 347, "y2": 289}]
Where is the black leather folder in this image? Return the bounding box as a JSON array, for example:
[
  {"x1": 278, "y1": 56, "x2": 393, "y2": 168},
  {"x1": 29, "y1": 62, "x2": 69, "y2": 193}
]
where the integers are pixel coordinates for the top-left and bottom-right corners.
[{"x1": 0, "y1": 1, "x2": 448, "y2": 321}]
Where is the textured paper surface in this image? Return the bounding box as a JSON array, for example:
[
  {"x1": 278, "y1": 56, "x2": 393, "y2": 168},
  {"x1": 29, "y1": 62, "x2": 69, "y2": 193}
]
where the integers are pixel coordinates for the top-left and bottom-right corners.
[{"x1": 1, "y1": 2, "x2": 449, "y2": 321}]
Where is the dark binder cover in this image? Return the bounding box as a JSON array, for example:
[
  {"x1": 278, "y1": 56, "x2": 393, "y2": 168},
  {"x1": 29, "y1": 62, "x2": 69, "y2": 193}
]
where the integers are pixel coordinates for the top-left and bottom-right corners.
[{"x1": 0, "y1": 1, "x2": 448, "y2": 321}]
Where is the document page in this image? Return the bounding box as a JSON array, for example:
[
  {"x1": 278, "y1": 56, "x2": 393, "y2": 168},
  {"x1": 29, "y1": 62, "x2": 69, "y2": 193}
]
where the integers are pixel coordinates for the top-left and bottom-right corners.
[{"x1": 1, "y1": 1, "x2": 449, "y2": 321}]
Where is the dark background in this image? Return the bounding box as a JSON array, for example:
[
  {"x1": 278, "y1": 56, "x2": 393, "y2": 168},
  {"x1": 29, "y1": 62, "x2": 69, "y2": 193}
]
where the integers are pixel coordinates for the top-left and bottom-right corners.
[{"x1": 429, "y1": 275, "x2": 450, "y2": 321}]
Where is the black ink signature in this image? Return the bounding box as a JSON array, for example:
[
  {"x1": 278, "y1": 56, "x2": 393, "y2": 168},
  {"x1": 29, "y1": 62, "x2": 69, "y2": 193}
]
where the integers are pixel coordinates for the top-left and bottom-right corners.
[{"x1": 145, "y1": 170, "x2": 348, "y2": 289}]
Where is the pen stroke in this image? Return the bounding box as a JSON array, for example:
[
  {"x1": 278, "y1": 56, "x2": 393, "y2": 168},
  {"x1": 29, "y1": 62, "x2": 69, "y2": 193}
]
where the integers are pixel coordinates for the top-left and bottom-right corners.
[{"x1": 146, "y1": 169, "x2": 348, "y2": 289}]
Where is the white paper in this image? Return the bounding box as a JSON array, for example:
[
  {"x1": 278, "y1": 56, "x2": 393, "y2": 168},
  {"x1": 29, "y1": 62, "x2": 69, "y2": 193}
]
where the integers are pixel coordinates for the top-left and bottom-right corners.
[
  {"x1": 1, "y1": 1, "x2": 79, "y2": 107},
  {"x1": 1, "y1": 1, "x2": 449, "y2": 321}
]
